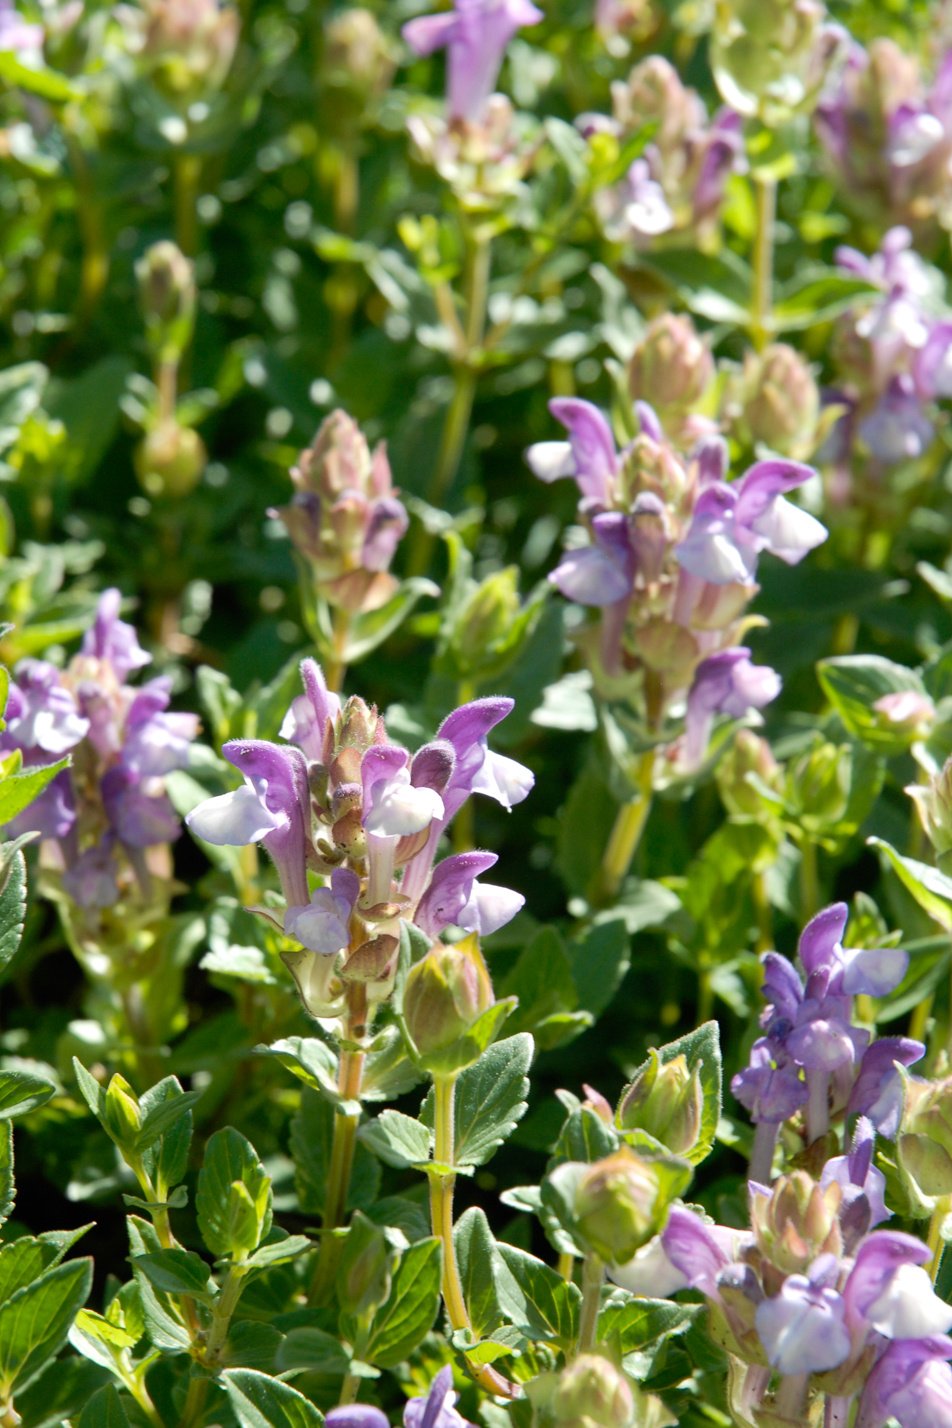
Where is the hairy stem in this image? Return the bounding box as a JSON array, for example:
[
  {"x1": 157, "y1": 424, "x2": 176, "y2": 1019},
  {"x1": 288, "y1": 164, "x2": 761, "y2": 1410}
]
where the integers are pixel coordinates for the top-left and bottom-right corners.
[
  {"x1": 575, "y1": 1253, "x2": 604, "y2": 1357},
  {"x1": 309, "y1": 992, "x2": 367, "y2": 1305},
  {"x1": 927, "y1": 1194, "x2": 952, "y2": 1284},
  {"x1": 749, "y1": 1120, "x2": 779, "y2": 1186},
  {"x1": 798, "y1": 839, "x2": 820, "y2": 922},
  {"x1": 429, "y1": 1073, "x2": 519, "y2": 1398}
]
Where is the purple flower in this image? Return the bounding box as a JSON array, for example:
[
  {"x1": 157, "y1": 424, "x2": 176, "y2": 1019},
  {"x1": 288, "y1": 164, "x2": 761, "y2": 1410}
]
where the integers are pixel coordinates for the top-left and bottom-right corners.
[
  {"x1": 362, "y1": 748, "x2": 444, "y2": 839},
  {"x1": 284, "y1": 868, "x2": 360, "y2": 955},
  {"x1": 435, "y1": 697, "x2": 534, "y2": 820},
  {"x1": 102, "y1": 766, "x2": 181, "y2": 849},
  {"x1": 848, "y1": 1035, "x2": 925, "y2": 1137},
  {"x1": 755, "y1": 1259, "x2": 851, "y2": 1376},
  {"x1": 857, "y1": 1338, "x2": 952, "y2": 1428},
  {"x1": 0, "y1": 0, "x2": 42, "y2": 54},
  {"x1": 858, "y1": 374, "x2": 935, "y2": 464},
  {"x1": 732, "y1": 1039, "x2": 808, "y2": 1124},
  {"x1": 62, "y1": 839, "x2": 121, "y2": 910},
  {"x1": 845, "y1": 1231, "x2": 952, "y2": 1339},
  {"x1": 414, "y1": 850, "x2": 524, "y2": 938},
  {"x1": 403, "y1": 0, "x2": 542, "y2": 123},
  {"x1": 403, "y1": 1366, "x2": 476, "y2": 1428},
  {"x1": 915, "y1": 320, "x2": 952, "y2": 399},
  {"x1": 186, "y1": 739, "x2": 312, "y2": 905},
  {"x1": 80, "y1": 588, "x2": 151, "y2": 681},
  {"x1": 676, "y1": 460, "x2": 826, "y2": 585},
  {"x1": 661, "y1": 1206, "x2": 734, "y2": 1299},
  {"x1": 325, "y1": 1408, "x2": 389, "y2": 1428},
  {"x1": 820, "y1": 1117, "x2": 889, "y2": 1231},
  {"x1": 2, "y1": 661, "x2": 89, "y2": 755},
  {"x1": 550, "y1": 512, "x2": 635, "y2": 607},
  {"x1": 279, "y1": 659, "x2": 341, "y2": 764},
  {"x1": 525, "y1": 398, "x2": 619, "y2": 508},
  {"x1": 683, "y1": 648, "x2": 781, "y2": 767}
]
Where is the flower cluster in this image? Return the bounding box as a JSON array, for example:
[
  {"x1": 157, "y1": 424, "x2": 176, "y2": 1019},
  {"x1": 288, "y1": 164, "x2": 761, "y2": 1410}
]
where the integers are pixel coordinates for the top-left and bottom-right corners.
[
  {"x1": 271, "y1": 409, "x2": 409, "y2": 617},
  {"x1": 648, "y1": 1170, "x2": 952, "y2": 1426},
  {"x1": 118, "y1": 0, "x2": 239, "y2": 105},
  {"x1": 732, "y1": 901, "x2": 922, "y2": 1181},
  {"x1": 186, "y1": 658, "x2": 531, "y2": 1014},
  {"x1": 1, "y1": 589, "x2": 197, "y2": 910},
  {"x1": 526, "y1": 399, "x2": 826, "y2": 767},
  {"x1": 817, "y1": 37, "x2": 952, "y2": 234},
  {"x1": 580, "y1": 56, "x2": 744, "y2": 248},
  {"x1": 826, "y1": 227, "x2": 952, "y2": 482}
]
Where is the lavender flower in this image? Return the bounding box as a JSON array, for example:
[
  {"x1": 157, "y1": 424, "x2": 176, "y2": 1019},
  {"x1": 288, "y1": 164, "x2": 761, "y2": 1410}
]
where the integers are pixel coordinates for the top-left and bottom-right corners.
[
  {"x1": 0, "y1": 0, "x2": 42, "y2": 55},
  {"x1": 1, "y1": 590, "x2": 196, "y2": 911},
  {"x1": 403, "y1": 0, "x2": 542, "y2": 123},
  {"x1": 404, "y1": 1367, "x2": 476, "y2": 1428},
  {"x1": 857, "y1": 1337, "x2": 952, "y2": 1428},
  {"x1": 682, "y1": 648, "x2": 781, "y2": 768}
]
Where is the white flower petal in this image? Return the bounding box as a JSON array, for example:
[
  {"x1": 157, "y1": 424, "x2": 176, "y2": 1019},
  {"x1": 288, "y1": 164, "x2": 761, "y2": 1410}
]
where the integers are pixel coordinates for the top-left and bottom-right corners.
[
  {"x1": 526, "y1": 441, "x2": 575, "y2": 482},
  {"x1": 186, "y1": 784, "x2": 284, "y2": 846},
  {"x1": 868, "y1": 1263, "x2": 952, "y2": 1339},
  {"x1": 471, "y1": 749, "x2": 534, "y2": 810}
]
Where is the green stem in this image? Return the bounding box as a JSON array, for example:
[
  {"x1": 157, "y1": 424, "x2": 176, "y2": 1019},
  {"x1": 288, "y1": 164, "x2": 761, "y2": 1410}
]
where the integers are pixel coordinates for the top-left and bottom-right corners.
[
  {"x1": 429, "y1": 1073, "x2": 519, "y2": 1399},
  {"x1": 203, "y1": 1264, "x2": 248, "y2": 1365},
  {"x1": 799, "y1": 839, "x2": 820, "y2": 922},
  {"x1": 174, "y1": 152, "x2": 202, "y2": 260},
  {"x1": 589, "y1": 750, "x2": 656, "y2": 908},
  {"x1": 309, "y1": 1016, "x2": 366, "y2": 1306},
  {"x1": 928, "y1": 1195, "x2": 952, "y2": 1284},
  {"x1": 575, "y1": 1253, "x2": 604, "y2": 1356},
  {"x1": 751, "y1": 173, "x2": 776, "y2": 352},
  {"x1": 66, "y1": 137, "x2": 110, "y2": 337},
  {"x1": 321, "y1": 605, "x2": 353, "y2": 695},
  {"x1": 180, "y1": 1372, "x2": 209, "y2": 1428}
]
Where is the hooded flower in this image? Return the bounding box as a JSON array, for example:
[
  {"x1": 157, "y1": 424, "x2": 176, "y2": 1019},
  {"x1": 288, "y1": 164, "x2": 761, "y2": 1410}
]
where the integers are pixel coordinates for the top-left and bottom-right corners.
[{"x1": 403, "y1": 0, "x2": 542, "y2": 123}]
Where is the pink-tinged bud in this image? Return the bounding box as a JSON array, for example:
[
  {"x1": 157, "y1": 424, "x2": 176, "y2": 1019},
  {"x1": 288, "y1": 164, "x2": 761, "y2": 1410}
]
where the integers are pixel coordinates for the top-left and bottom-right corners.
[
  {"x1": 750, "y1": 1171, "x2": 843, "y2": 1275},
  {"x1": 872, "y1": 690, "x2": 935, "y2": 737},
  {"x1": 613, "y1": 57, "x2": 701, "y2": 151},
  {"x1": 137, "y1": 0, "x2": 239, "y2": 103},
  {"x1": 321, "y1": 8, "x2": 397, "y2": 119},
  {"x1": 617, "y1": 1052, "x2": 703, "y2": 1157},
  {"x1": 907, "y1": 758, "x2": 952, "y2": 864},
  {"x1": 272, "y1": 410, "x2": 408, "y2": 615},
  {"x1": 552, "y1": 1354, "x2": 636, "y2": 1427},
  {"x1": 729, "y1": 344, "x2": 821, "y2": 459},
  {"x1": 573, "y1": 1149, "x2": 675, "y2": 1264},
  {"x1": 134, "y1": 422, "x2": 206, "y2": 500},
  {"x1": 629, "y1": 315, "x2": 714, "y2": 419},
  {"x1": 402, "y1": 935, "x2": 495, "y2": 1067}
]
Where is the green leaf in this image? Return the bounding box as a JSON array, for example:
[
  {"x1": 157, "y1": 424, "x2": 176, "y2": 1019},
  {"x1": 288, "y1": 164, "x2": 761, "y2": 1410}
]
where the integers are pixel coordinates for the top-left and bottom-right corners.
[
  {"x1": 255, "y1": 1037, "x2": 339, "y2": 1100},
  {"x1": 342, "y1": 579, "x2": 439, "y2": 664},
  {"x1": 598, "y1": 1297, "x2": 699, "y2": 1378},
  {"x1": 773, "y1": 269, "x2": 879, "y2": 331},
  {"x1": 76, "y1": 1384, "x2": 131, "y2": 1428},
  {"x1": 0, "y1": 1256, "x2": 92, "y2": 1395},
  {"x1": 45, "y1": 357, "x2": 132, "y2": 487},
  {"x1": 133, "y1": 1249, "x2": 213, "y2": 1300},
  {"x1": 642, "y1": 248, "x2": 754, "y2": 326},
  {"x1": 275, "y1": 1327, "x2": 351, "y2": 1376},
  {"x1": 290, "y1": 1090, "x2": 380, "y2": 1216},
  {"x1": 135, "y1": 1083, "x2": 201, "y2": 1153},
  {"x1": 0, "y1": 362, "x2": 46, "y2": 453},
  {"x1": 0, "y1": 850, "x2": 27, "y2": 972},
  {"x1": 620, "y1": 1021, "x2": 722, "y2": 1166},
  {"x1": 0, "y1": 1070, "x2": 55, "y2": 1121},
  {"x1": 196, "y1": 1127, "x2": 273, "y2": 1261},
  {"x1": 363, "y1": 1237, "x2": 442, "y2": 1368},
  {"x1": 0, "y1": 55, "x2": 78, "y2": 101},
  {"x1": 126, "y1": 1218, "x2": 191, "y2": 1351},
  {"x1": 0, "y1": 1125, "x2": 13, "y2": 1226},
  {"x1": 569, "y1": 916, "x2": 633, "y2": 1017},
  {"x1": 0, "y1": 1227, "x2": 90, "y2": 1304},
  {"x1": 454, "y1": 1207, "x2": 505, "y2": 1341},
  {"x1": 552, "y1": 1106, "x2": 619, "y2": 1166},
  {"x1": 222, "y1": 1368, "x2": 324, "y2": 1427},
  {"x1": 817, "y1": 656, "x2": 927, "y2": 754},
  {"x1": 0, "y1": 758, "x2": 69, "y2": 827},
  {"x1": 501, "y1": 928, "x2": 591, "y2": 1049},
  {"x1": 451, "y1": 1034, "x2": 533, "y2": 1168},
  {"x1": 493, "y1": 1243, "x2": 580, "y2": 1347},
  {"x1": 869, "y1": 837, "x2": 952, "y2": 934},
  {"x1": 359, "y1": 1110, "x2": 432, "y2": 1169},
  {"x1": 138, "y1": 1075, "x2": 195, "y2": 1193},
  {"x1": 243, "y1": 1234, "x2": 314, "y2": 1273}
]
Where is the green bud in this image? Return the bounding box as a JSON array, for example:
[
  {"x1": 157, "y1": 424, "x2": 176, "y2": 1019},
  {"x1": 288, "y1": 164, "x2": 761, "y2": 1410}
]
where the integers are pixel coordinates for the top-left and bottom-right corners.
[
  {"x1": 336, "y1": 696, "x2": 381, "y2": 756},
  {"x1": 898, "y1": 1075, "x2": 952, "y2": 1199},
  {"x1": 573, "y1": 1148, "x2": 670, "y2": 1264},
  {"x1": 731, "y1": 344, "x2": 820, "y2": 459},
  {"x1": 136, "y1": 240, "x2": 195, "y2": 364},
  {"x1": 321, "y1": 8, "x2": 397, "y2": 116},
  {"x1": 102, "y1": 1073, "x2": 142, "y2": 1146},
  {"x1": 552, "y1": 1355, "x2": 635, "y2": 1427},
  {"x1": 628, "y1": 314, "x2": 713, "y2": 418},
  {"x1": 617, "y1": 1051, "x2": 703, "y2": 1157},
  {"x1": 339, "y1": 1211, "x2": 395, "y2": 1319},
  {"x1": 710, "y1": 0, "x2": 834, "y2": 124},
  {"x1": 402, "y1": 936, "x2": 494, "y2": 1065},
  {"x1": 134, "y1": 422, "x2": 206, "y2": 501},
  {"x1": 716, "y1": 729, "x2": 783, "y2": 823},
  {"x1": 750, "y1": 1171, "x2": 842, "y2": 1275},
  {"x1": 139, "y1": 0, "x2": 240, "y2": 104},
  {"x1": 907, "y1": 757, "x2": 952, "y2": 866},
  {"x1": 786, "y1": 739, "x2": 849, "y2": 834},
  {"x1": 449, "y1": 567, "x2": 521, "y2": 679}
]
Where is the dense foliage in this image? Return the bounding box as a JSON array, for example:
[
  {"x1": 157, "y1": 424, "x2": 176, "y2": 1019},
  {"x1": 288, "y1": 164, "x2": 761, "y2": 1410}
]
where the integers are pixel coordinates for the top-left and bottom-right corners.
[{"x1": 6, "y1": 0, "x2": 952, "y2": 1425}]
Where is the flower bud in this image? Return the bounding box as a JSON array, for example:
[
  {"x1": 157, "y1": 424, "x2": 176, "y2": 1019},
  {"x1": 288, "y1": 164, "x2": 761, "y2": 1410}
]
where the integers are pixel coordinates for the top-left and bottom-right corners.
[
  {"x1": 872, "y1": 691, "x2": 935, "y2": 741},
  {"x1": 552, "y1": 1355, "x2": 635, "y2": 1427},
  {"x1": 750, "y1": 1171, "x2": 842, "y2": 1275},
  {"x1": 321, "y1": 8, "x2": 397, "y2": 120},
  {"x1": 102, "y1": 1073, "x2": 142, "y2": 1146},
  {"x1": 449, "y1": 567, "x2": 523, "y2": 679},
  {"x1": 136, "y1": 240, "x2": 195, "y2": 364},
  {"x1": 730, "y1": 345, "x2": 821, "y2": 459},
  {"x1": 898, "y1": 1075, "x2": 952, "y2": 1199},
  {"x1": 573, "y1": 1149, "x2": 672, "y2": 1264},
  {"x1": 716, "y1": 729, "x2": 783, "y2": 822},
  {"x1": 336, "y1": 696, "x2": 381, "y2": 757},
  {"x1": 907, "y1": 758, "x2": 952, "y2": 866},
  {"x1": 271, "y1": 410, "x2": 408, "y2": 616},
  {"x1": 134, "y1": 422, "x2": 206, "y2": 501},
  {"x1": 138, "y1": 0, "x2": 239, "y2": 104},
  {"x1": 711, "y1": 0, "x2": 835, "y2": 123},
  {"x1": 785, "y1": 740, "x2": 849, "y2": 834},
  {"x1": 617, "y1": 1052, "x2": 703, "y2": 1157},
  {"x1": 628, "y1": 315, "x2": 713, "y2": 420},
  {"x1": 402, "y1": 936, "x2": 494, "y2": 1067}
]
